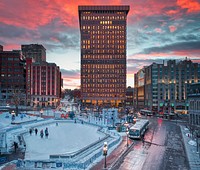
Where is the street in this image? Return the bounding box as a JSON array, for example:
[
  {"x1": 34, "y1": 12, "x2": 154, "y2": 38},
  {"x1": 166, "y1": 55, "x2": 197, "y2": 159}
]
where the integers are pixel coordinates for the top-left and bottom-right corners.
[{"x1": 117, "y1": 117, "x2": 189, "y2": 170}]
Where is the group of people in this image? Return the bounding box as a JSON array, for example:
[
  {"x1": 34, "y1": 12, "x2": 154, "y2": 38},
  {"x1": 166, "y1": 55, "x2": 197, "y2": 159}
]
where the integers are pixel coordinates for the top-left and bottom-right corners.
[
  {"x1": 29, "y1": 127, "x2": 49, "y2": 138},
  {"x1": 74, "y1": 119, "x2": 84, "y2": 124},
  {"x1": 40, "y1": 128, "x2": 49, "y2": 138}
]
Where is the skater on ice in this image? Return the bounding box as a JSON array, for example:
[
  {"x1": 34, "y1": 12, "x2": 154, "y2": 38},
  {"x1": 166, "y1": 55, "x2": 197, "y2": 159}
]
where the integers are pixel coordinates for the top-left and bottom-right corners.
[{"x1": 40, "y1": 129, "x2": 44, "y2": 138}]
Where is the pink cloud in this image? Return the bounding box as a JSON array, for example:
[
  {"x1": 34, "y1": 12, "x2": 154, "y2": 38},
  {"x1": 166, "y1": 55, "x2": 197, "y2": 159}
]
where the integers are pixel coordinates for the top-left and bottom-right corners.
[
  {"x1": 0, "y1": 0, "x2": 187, "y2": 30},
  {"x1": 172, "y1": 49, "x2": 200, "y2": 57},
  {"x1": 154, "y1": 28, "x2": 164, "y2": 33},
  {"x1": 130, "y1": 52, "x2": 173, "y2": 59},
  {"x1": 63, "y1": 78, "x2": 80, "y2": 89},
  {"x1": 50, "y1": 37, "x2": 60, "y2": 43},
  {"x1": 0, "y1": 0, "x2": 123, "y2": 30},
  {"x1": 62, "y1": 73, "x2": 80, "y2": 89},
  {"x1": 169, "y1": 25, "x2": 177, "y2": 32},
  {"x1": 0, "y1": 0, "x2": 197, "y2": 32},
  {"x1": 1, "y1": 44, "x2": 20, "y2": 51},
  {"x1": 129, "y1": 49, "x2": 200, "y2": 60},
  {"x1": 177, "y1": 0, "x2": 200, "y2": 13},
  {"x1": 165, "y1": 9, "x2": 180, "y2": 15}
]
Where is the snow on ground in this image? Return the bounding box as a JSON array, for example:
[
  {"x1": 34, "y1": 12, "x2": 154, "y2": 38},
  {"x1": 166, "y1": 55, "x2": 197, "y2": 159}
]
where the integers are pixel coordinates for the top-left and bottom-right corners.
[
  {"x1": 0, "y1": 112, "x2": 13, "y2": 128},
  {"x1": 188, "y1": 140, "x2": 197, "y2": 146},
  {"x1": 24, "y1": 122, "x2": 105, "y2": 160},
  {"x1": 119, "y1": 150, "x2": 147, "y2": 170},
  {"x1": 0, "y1": 103, "x2": 121, "y2": 169},
  {"x1": 0, "y1": 112, "x2": 42, "y2": 129}
]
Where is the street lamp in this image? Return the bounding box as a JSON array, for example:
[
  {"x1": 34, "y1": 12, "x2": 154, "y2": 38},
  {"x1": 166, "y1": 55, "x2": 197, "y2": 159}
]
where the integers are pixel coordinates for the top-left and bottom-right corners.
[
  {"x1": 103, "y1": 142, "x2": 108, "y2": 169},
  {"x1": 40, "y1": 109, "x2": 43, "y2": 117},
  {"x1": 11, "y1": 110, "x2": 15, "y2": 116},
  {"x1": 126, "y1": 128, "x2": 129, "y2": 147},
  {"x1": 11, "y1": 110, "x2": 15, "y2": 122},
  {"x1": 133, "y1": 117, "x2": 137, "y2": 124},
  {"x1": 124, "y1": 121, "x2": 129, "y2": 127}
]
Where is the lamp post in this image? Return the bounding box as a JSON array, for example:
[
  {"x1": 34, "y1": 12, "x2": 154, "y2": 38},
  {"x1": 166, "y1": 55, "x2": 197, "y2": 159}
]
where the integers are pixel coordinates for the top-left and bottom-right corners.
[
  {"x1": 103, "y1": 142, "x2": 108, "y2": 169},
  {"x1": 11, "y1": 110, "x2": 15, "y2": 122},
  {"x1": 126, "y1": 128, "x2": 129, "y2": 147},
  {"x1": 11, "y1": 110, "x2": 15, "y2": 116},
  {"x1": 40, "y1": 109, "x2": 43, "y2": 117},
  {"x1": 124, "y1": 121, "x2": 129, "y2": 127},
  {"x1": 133, "y1": 117, "x2": 137, "y2": 124}
]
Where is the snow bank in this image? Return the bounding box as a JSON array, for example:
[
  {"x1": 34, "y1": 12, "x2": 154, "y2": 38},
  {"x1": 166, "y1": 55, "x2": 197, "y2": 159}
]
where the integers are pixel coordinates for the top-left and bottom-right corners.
[{"x1": 188, "y1": 140, "x2": 197, "y2": 146}]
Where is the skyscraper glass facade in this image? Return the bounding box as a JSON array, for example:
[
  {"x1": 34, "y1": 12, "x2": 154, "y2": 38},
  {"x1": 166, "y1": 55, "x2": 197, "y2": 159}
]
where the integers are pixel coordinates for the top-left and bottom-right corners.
[{"x1": 79, "y1": 6, "x2": 129, "y2": 107}]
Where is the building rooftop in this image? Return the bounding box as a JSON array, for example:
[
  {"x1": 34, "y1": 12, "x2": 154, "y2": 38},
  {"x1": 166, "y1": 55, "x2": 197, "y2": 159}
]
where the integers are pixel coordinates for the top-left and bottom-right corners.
[{"x1": 78, "y1": 5, "x2": 130, "y2": 13}]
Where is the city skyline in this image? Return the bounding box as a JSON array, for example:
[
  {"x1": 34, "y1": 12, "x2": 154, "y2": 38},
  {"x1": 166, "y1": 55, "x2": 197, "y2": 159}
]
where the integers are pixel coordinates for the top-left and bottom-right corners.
[{"x1": 0, "y1": 0, "x2": 200, "y2": 89}]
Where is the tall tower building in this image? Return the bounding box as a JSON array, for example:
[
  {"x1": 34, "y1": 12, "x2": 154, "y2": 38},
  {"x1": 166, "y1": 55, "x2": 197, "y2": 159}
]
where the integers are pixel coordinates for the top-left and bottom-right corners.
[
  {"x1": 78, "y1": 5, "x2": 129, "y2": 108},
  {"x1": 21, "y1": 44, "x2": 46, "y2": 62}
]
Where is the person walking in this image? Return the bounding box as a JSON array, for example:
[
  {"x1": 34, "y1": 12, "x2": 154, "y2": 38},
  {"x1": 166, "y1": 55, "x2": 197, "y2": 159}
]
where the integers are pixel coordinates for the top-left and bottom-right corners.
[
  {"x1": 29, "y1": 128, "x2": 33, "y2": 135},
  {"x1": 45, "y1": 127, "x2": 49, "y2": 138},
  {"x1": 13, "y1": 141, "x2": 18, "y2": 153},
  {"x1": 35, "y1": 128, "x2": 38, "y2": 135},
  {"x1": 40, "y1": 129, "x2": 44, "y2": 138}
]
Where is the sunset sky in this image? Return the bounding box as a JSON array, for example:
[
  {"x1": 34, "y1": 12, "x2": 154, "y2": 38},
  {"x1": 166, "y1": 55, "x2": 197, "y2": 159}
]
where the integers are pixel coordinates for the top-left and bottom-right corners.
[{"x1": 0, "y1": 0, "x2": 200, "y2": 89}]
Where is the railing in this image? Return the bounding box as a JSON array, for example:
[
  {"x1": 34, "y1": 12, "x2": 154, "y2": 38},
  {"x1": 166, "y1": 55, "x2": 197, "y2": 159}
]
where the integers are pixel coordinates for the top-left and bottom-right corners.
[
  {"x1": 16, "y1": 135, "x2": 121, "y2": 169},
  {"x1": 109, "y1": 141, "x2": 134, "y2": 170},
  {"x1": 50, "y1": 134, "x2": 110, "y2": 159},
  {"x1": 3, "y1": 118, "x2": 121, "y2": 169},
  {"x1": 16, "y1": 121, "x2": 121, "y2": 169}
]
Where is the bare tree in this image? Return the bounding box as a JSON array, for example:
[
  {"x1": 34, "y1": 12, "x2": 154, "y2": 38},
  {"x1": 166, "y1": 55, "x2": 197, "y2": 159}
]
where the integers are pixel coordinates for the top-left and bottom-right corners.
[{"x1": 12, "y1": 89, "x2": 25, "y2": 116}]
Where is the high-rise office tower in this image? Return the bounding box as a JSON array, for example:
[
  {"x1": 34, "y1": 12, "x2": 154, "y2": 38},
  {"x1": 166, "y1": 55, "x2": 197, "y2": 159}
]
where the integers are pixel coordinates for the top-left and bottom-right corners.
[
  {"x1": 21, "y1": 44, "x2": 46, "y2": 63},
  {"x1": 78, "y1": 6, "x2": 129, "y2": 107}
]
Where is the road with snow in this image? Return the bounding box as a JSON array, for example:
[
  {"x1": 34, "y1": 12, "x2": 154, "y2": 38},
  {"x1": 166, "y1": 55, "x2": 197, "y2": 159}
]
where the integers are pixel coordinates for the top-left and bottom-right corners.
[{"x1": 117, "y1": 117, "x2": 189, "y2": 170}]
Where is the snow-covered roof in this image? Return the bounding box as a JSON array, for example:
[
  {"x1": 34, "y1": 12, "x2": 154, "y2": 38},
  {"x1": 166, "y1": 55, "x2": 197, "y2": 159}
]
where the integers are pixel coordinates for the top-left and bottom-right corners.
[{"x1": 130, "y1": 119, "x2": 149, "y2": 130}]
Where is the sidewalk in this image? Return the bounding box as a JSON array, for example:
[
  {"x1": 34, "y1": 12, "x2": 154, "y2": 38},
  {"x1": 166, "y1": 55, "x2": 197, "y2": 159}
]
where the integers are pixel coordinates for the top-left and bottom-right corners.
[
  {"x1": 180, "y1": 125, "x2": 200, "y2": 170},
  {"x1": 1, "y1": 162, "x2": 17, "y2": 170},
  {"x1": 0, "y1": 149, "x2": 24, "y2": 167},
  {"x1": 90, "y1": 136, "x2": 131, "y2": 170}
]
